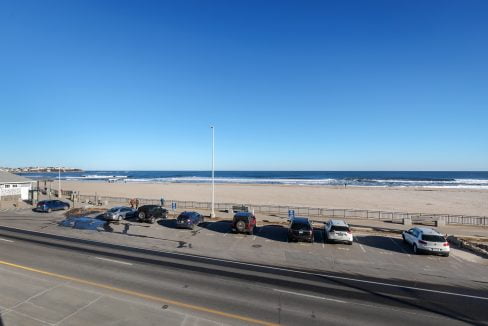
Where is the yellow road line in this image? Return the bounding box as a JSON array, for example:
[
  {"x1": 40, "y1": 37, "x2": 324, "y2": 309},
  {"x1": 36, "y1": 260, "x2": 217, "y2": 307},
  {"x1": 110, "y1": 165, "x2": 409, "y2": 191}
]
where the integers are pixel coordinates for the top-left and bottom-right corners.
[{"x1": 0, "y1": 260, "x2": 278, "y2": 326}]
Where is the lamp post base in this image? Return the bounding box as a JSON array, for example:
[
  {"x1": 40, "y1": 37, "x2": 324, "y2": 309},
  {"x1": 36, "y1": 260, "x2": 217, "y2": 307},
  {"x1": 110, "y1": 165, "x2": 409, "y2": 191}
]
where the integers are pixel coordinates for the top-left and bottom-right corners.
[{"x1": 210, "y1": 212, "x2": 216, "y2": 218}]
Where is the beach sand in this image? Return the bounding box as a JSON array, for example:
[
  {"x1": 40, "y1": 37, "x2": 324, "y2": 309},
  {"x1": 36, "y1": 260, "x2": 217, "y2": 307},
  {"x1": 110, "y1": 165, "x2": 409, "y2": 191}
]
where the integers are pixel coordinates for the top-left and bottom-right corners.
[{"x1": 52, "y1": 181, "x2": 488, "y2": 216}]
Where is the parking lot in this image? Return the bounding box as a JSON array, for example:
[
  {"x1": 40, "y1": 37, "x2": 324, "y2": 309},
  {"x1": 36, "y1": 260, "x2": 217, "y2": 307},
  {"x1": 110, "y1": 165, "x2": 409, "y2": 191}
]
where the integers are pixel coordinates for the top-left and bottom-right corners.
[{"x1": 0, "y1": 207, "x2": 487, "y2": 289}]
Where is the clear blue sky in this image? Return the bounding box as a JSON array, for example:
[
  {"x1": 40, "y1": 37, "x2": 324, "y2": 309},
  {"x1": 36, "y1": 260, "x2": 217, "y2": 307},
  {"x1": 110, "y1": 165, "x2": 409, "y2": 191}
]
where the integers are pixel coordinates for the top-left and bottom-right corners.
[{"x1": 1, "y1": 0, "x2": 487, "y2": 170}]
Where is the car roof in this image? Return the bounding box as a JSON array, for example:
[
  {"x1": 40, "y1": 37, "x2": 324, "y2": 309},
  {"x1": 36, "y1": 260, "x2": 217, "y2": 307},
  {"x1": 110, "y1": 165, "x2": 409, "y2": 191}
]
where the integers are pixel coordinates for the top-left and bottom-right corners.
[
  {"x1": 414, "y1": 227, "x2": 442, "y2": 235},
  {"x1": 329, "y1": 219, "x2": 349, "y2": 227},
  {"x1": 291, "y1": 217, "x2": 310, "y2": 224}
]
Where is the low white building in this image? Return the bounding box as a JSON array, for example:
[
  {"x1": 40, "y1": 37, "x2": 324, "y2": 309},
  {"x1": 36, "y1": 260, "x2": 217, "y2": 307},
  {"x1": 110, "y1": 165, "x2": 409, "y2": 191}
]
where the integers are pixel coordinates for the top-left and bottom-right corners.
[{"x1": 0, "y1": 171, "x2": 35, "y2": 201}]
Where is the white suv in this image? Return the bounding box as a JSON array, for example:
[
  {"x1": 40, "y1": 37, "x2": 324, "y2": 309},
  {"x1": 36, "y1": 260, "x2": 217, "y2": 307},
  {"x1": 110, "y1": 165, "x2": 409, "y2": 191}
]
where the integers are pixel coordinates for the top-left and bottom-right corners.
[
  {"x1": 402, "y1": 227, "x2": 450, "y2": 257},
  {"x1": 324, "y1": 220, "x2": 353, "y2": 245}
]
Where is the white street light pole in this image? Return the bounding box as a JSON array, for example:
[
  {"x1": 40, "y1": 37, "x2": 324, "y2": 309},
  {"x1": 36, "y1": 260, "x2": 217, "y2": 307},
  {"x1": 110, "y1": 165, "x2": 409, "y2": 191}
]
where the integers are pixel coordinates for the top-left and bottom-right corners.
[
  {"x1": 210, "y1": 126, "x2": 215, "y2": 218},
  {"x1": 58, "y1": 167, "x2": 61, "y2": 198}
]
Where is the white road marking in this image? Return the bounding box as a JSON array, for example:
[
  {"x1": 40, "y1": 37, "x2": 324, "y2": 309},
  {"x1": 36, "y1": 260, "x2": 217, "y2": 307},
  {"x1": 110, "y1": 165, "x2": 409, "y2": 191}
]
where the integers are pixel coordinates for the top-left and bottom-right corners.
[
  {"x1": 94, "y1": 257, "x2": 133, "y2": 266},
  {"x1": 3, "y1": 224, "x2": 487, "y2": 302},
  {"x1": 223, "y1": 232, "x2": 228, "y2": 237},
  {"x1": 359, "y1": 244, "x2": 366, "y2": 253},
  {"x1": 252, "y1": 236, "x2": 257, "y2": 240},
  {"x1": 322, "y1": 243, "x2": 325, "y2": 248},
  {"x1": 0, "y1": 238, "x2": 13, "y2": 242},
  {"x1": 273, "y1": 289, "x2": 346, "y2": 303},
  {"x1": 337, "y1": 247, "x2": 349, "y2": 251},
  {"x1": 451, "y1": 254, "x2": 463, "y2": 263}
]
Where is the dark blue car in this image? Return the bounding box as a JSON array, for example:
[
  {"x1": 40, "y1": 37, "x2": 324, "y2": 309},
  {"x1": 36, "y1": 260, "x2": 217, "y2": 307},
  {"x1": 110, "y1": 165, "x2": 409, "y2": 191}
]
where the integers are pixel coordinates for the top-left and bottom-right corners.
[
  {"x1": 176, "y1": 211, "x2": 204, "y2": 229},
  {"x1": 36, "y1": 200, "x2": 70, "y2": 213}
]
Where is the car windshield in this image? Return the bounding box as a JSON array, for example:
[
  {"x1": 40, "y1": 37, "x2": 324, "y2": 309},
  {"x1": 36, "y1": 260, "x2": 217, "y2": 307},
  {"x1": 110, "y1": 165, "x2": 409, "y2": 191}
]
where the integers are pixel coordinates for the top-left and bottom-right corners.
[
  {"x1": 109, "y1": 208, "x2": 119, "y2": 212},
  {"x1": 291, "y1": 222, "x2": 310, "y2": 230},
  {"x1": 422, "y1": 235, "x2": 446, "y2": 242},
  {"x1": 331, "y1": 225, "x2": 349, "y2": 232}
]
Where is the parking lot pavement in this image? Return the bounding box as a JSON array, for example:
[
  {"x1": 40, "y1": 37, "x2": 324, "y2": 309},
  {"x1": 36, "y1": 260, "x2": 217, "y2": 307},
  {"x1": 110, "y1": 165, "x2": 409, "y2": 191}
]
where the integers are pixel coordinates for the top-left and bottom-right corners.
[{"x1": 0, "y1": 211, "x2": 487, "y2": 289}]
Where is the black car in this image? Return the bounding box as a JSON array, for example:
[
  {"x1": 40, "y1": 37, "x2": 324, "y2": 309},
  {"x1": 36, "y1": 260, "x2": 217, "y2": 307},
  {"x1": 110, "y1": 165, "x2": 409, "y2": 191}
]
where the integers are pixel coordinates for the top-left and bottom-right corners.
[
  {"x1": 176, "y1": 211, "x2": 204, "y2": 229},
  {"x1": 136, "y1": 205, "x2": 168, "y2": 224},
  {"x1": 288, "y1": 217, "x2": 314, "y2": 243},
  {"x1": 231, "y1": 212, "x2": 256, "y2": 235},
  {"x1": 35, "y1": 200, "x2": 70, "y2": 213}
]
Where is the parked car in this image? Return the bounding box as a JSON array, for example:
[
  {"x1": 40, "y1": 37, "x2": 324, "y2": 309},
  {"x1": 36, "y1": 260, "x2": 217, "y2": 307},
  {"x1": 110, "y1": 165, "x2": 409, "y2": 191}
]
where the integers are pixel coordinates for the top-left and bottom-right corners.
[
  {"x1": 231, "y1": 212, "x2": 256, "y2": 235},
  {"x1": 136, "y1": 205, "x2": 168, "y2": 224},
  {"x1": 35, "y1": 200, "x2": 70, "y2": 213},
  {"x1": 402, "y1": 227, "x2": 450, "y2": 256},
  {"x1": 103, "y1": 206, "x2": 136, "y2": 222},
  {"x1": 176, "y1": 211, "x2": 204, "y2": 229},
  {"x1": 287, "y1": 217, "x2": 314, "y2": 243},
  {"x1": 324, "y1": 220, "x2": 353, "y2": 245}
]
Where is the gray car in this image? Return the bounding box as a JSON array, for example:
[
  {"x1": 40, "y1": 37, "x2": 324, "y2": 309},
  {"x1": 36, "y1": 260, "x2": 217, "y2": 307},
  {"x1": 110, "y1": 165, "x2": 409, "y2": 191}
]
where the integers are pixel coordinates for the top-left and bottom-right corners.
[{"x1": 103, "y1": 206, "x2": 136, "y2": 221}]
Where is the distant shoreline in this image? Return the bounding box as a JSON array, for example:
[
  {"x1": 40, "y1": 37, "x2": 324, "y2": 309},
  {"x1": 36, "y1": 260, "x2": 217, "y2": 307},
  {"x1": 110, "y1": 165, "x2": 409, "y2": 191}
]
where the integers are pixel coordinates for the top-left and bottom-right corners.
[
  {"x1": 15, "y1": 170, "x2": 488, "y2": 190},
  {"x1": 7, "y1": 168, "x2": 83, "y2": 173}
]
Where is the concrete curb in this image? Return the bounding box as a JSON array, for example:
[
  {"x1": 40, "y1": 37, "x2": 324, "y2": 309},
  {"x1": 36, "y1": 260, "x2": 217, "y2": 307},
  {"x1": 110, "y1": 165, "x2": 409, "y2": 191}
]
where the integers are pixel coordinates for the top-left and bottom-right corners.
[{"x1": 447, "y1": 235, "x2": 488, "y2": 259}]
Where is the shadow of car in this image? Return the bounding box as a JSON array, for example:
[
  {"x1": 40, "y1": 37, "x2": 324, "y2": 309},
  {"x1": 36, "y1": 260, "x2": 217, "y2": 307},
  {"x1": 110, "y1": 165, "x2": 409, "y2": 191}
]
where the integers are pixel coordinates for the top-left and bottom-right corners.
[{"x1": 59, "y1": 216, "x2": 108, "y2": 231}]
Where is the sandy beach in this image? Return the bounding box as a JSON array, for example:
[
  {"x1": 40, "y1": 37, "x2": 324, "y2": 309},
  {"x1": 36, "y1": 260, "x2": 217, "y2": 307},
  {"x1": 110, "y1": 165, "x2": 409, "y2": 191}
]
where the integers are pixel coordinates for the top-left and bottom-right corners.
[{"x1": 51, "y1": 181, "x2": 488, "y2": 216}]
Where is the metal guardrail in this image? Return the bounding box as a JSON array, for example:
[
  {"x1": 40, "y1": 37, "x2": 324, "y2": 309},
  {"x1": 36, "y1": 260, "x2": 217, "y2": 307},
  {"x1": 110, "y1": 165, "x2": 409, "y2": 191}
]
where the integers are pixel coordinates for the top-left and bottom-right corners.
[{"x1": 64, "y1": 193, "x2": 488, "y2": 227}]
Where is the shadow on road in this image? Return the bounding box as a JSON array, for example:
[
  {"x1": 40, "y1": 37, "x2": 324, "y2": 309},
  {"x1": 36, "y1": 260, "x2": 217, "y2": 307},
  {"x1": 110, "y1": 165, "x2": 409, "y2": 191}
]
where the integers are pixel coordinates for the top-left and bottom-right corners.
[
  {"x1": 253, "y1": 225, "x2": 288, "y2": 242},
  {"x1": 199, "y1": 220, "x2": 232, "y2": 234},
  {"x1": 356, "y1": 235, "x2": 412, "y2": 255},
  {"x1": 158, "y1": 218, "x2": 178, "y2": 229}
]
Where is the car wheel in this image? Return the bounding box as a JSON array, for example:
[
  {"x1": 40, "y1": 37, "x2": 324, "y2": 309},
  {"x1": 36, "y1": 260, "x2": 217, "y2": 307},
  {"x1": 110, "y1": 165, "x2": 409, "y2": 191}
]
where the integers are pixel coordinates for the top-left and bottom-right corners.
[
  {"x1": 413, "y1": 244, "x2": 419, "y2": 254},
  {"x1": 347, "y1": 241, "x2": 353, "y2": 245},
  {"x1": 138, "y1": 212, "x2": 145, "y2": 222},
  {"x1": 236, "y1": 220, "x2": 246, "y2": 233}
]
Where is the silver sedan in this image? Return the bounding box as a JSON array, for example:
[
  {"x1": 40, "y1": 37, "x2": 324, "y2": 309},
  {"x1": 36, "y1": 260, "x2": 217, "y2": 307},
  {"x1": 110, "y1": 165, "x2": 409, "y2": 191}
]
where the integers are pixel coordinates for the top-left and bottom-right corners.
[{"x1": 103, "y1": 206, "x2": 136, "y2": 221}]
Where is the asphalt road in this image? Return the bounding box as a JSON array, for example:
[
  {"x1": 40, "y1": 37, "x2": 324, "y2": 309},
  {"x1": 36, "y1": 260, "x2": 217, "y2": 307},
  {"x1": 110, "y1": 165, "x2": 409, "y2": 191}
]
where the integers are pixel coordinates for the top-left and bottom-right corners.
[{"x1": 0, "y1": 226, "x2": 487, "y2": 325}]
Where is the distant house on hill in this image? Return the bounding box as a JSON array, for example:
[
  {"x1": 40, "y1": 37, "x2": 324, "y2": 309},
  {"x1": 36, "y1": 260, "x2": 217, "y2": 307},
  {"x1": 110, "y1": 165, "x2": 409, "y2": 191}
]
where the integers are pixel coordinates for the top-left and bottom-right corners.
[{"x1": 0, "y1": 171, "x2": 35, "y2": 201}]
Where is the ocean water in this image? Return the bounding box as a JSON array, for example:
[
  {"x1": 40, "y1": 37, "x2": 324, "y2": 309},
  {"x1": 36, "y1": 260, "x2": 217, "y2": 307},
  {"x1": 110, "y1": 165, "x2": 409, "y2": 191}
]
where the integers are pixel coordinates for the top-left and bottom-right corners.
[{"x1": 17, "y1": 171, "x2": 488, "y2": 189}]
